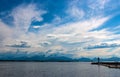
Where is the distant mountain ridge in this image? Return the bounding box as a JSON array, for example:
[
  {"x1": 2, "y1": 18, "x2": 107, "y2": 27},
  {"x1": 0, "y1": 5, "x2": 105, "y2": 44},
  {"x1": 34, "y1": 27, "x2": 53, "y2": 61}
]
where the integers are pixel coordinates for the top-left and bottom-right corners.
[{"x1": 0, "y1": 51, "x2": 120, "y2": 62}]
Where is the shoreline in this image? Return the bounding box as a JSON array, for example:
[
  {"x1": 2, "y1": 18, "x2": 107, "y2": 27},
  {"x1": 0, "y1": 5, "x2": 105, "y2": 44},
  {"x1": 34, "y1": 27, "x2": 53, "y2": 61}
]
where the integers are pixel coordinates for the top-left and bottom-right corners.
[{"x1": 0, "y1": 60, "x2": 90, "y2": 62}]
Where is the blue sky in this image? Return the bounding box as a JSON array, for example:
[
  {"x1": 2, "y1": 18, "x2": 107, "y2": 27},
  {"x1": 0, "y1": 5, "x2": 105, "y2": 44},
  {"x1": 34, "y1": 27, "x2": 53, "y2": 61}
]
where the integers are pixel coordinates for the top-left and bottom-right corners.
[{"x1": 0, "y1": 0, "x2": 120, "y2": 58}]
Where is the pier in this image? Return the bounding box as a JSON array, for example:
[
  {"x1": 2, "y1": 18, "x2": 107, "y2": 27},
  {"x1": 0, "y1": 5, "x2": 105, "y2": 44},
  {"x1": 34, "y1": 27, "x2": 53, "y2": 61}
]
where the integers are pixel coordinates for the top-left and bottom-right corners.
[{"x1": 91, "y1": 62, "x2": 120, "y2": 68}]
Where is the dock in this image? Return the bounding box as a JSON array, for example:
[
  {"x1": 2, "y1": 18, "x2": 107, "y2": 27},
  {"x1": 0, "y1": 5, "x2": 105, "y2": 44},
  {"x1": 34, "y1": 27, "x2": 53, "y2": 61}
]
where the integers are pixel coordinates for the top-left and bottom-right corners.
[{"x1": 91, "y1": 62, "x2": 120, "y2": 68}]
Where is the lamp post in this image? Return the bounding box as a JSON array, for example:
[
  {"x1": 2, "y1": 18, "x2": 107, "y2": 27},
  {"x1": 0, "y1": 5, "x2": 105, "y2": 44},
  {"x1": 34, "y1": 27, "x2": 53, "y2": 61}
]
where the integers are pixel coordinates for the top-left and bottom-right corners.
[{"x1": 98, "y1": 57, "x2": 100, "y2": 65}]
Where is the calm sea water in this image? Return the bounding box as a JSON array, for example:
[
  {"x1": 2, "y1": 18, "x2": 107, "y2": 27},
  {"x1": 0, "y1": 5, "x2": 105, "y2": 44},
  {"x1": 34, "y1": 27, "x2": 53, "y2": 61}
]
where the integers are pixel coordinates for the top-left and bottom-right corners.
[{"x1": 0, "y1": 62, "x2": 119, "y2": 77}]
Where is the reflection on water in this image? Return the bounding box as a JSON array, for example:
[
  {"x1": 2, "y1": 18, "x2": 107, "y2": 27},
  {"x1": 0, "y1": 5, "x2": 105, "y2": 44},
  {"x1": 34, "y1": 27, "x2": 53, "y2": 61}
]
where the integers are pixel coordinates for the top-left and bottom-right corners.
[
  {"x1": 98, "y1": 65, "x2": 101, "y2": 77},
  {"x1": 0, "y1": 62, "x2": 119, "y2": 77}
]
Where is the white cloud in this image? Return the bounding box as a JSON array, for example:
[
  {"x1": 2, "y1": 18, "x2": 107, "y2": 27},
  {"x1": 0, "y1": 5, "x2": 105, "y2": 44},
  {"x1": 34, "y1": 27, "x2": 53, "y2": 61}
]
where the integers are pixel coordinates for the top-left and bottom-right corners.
[
  {"x1": 0, "y1": 20, "x2": 13, "y2": 47},
  {"x1": 67, "y1": 5, "x2": 85, "y2": 19},
  {"x1": 11, "y1": 4, "x2": 46, "y2": 33},
  {"x1": 32, "y1": 26, "x2": 41, "y2": 29},
  {"x1": 66, "y1": 0, "x2": 111, "y2": 19},
  {"x1": 10, "y1": 4, "x2": 47, "y2": 46},
  {"x1": 43, "y1": 16, "x2": 120, "y2": 58},
  {"x1": 48, "y1": 17, "x2": 109, "y2": 43},
  {"x1": 0, "y1": 3, "x2": 47, "y2": 50},
  {"x1": 88, "y1": 0, "x2": 110, "y2": 10},
  {"x1": 1, "y1": 2, "x2": 120, "y2": 58}
]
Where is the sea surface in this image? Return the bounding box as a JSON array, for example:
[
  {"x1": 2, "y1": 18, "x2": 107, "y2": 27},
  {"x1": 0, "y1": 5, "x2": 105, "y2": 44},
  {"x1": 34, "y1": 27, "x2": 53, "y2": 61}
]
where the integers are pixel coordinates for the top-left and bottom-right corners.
[{"x1": 0, "y1": 62, "x2": 120, "y2": 77}]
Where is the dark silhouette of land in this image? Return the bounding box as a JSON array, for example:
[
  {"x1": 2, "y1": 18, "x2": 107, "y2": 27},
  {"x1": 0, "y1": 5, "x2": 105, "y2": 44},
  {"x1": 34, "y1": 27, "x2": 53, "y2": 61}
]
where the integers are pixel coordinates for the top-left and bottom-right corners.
[
  {"x1": 92, "y1": 62, "x2": 120, "y2": 68},
  {"x1": 91, "y1": 57, "x2": 120, "y2": 69}
]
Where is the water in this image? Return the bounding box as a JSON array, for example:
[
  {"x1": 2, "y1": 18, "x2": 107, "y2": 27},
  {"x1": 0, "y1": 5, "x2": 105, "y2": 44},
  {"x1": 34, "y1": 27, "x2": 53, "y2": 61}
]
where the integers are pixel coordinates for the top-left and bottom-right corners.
[{"x1": 0, "y1": 62, "x2": 119, "y2": 77}]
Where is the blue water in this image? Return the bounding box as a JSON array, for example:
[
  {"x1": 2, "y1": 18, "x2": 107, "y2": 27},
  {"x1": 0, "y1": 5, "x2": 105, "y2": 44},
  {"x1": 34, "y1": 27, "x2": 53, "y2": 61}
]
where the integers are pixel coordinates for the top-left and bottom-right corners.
[{"x1": 0, "y1": 62, "x2": 119, "y2": 77}]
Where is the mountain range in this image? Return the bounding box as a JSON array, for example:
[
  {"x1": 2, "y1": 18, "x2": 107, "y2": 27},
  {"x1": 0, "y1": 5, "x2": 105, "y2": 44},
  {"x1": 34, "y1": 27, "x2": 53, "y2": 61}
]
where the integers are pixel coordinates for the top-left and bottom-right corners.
[{"x1": 0, "y1": 51, "x2": 120, "y2": 62}]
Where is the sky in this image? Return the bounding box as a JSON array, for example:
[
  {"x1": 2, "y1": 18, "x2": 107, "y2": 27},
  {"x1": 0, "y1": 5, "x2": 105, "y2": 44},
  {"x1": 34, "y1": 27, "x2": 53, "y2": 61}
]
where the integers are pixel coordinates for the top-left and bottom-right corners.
[{"x1": 0, "y1": 0, "x2": 120, "y2": 59}]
